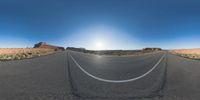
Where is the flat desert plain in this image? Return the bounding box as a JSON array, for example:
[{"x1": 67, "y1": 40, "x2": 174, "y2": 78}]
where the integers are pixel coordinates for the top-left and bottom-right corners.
[
  {"x1": 0, "y1": 48, "x2": 56, "y2": 60},
  {"x1": 171, "y1": 48, "x2": 200, "y2": 59}
]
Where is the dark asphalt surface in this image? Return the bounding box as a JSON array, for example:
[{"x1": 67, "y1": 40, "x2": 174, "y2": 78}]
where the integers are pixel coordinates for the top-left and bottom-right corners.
[
  {"x1": 0, "y1": 52, "x2": 71, "y2": 100},
  {"x1": 0, "y1": 51, "x2": 199, "y2": 100},
  {"x1": 68, "y1": 51, "x2": 166, "y2": 98},
  {"x1": 69, "y1": 51, "x2": 165, "y2": 80},
  {"x1": 161, "y1": 54, "x2": 200, "y2": 100}
]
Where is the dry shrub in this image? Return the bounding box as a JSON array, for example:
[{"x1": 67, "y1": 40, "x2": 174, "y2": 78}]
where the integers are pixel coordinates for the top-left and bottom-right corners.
[
  {"x1": 0, "y1": 48, "x2": 56, "y2": 60},
  {"x1": 171, "y1": 49, "x2": 200, "y2": 59}
]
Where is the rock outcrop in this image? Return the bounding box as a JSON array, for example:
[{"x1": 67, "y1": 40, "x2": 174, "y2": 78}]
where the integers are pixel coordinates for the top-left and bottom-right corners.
[
  {"x1": 34, "y1": 42, "x2": 65, "y2": 51},
  {"x1": 142, "y1": 48, "x2": 162, "y2": 51}
]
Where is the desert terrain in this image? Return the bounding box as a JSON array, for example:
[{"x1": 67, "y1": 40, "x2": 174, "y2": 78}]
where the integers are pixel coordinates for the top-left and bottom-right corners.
[
  {"x1": 171, "y1": 48, "x2": 200, "y2": 59},
  {"x1": 0, "y1": 48, "x2": 56, "y2": 60},
  {"x1": 0, "y1": 42, "x2": 65, "y2": 61}
]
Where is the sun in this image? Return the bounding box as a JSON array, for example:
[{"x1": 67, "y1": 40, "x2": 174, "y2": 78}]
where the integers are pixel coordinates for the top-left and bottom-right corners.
[{"x1": 95, "y1": 41, "x2": 105, "y2": 50}]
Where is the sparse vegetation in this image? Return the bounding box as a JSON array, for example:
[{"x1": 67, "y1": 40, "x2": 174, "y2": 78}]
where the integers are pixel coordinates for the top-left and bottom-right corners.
[
  {"x1": 171, "y1": 49, "x2": 200, "y2": 60},
  {"x1": 0, "y1": 48, "x2": 56, "y2": 61}
]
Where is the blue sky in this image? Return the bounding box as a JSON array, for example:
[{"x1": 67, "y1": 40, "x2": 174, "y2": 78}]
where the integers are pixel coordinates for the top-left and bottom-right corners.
[{"x1": 0, "y1": 0, "x2": 200, "y2": 49}]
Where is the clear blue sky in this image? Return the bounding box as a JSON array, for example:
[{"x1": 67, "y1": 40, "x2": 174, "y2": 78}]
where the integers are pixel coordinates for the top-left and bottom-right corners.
[{"x1": 0, "y1": 0, "x2": 200, "y2": 49}]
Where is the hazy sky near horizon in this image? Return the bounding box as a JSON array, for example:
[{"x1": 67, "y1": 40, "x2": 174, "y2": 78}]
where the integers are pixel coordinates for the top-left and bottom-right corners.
[{"x1": 0, "y1": 0, "x2": 200, "y2": 49}]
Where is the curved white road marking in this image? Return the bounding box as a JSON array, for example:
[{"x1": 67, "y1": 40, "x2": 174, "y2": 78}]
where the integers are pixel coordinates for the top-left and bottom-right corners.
[{"x1": 69, "y1": 53, "x2": 166, "y2": 83}]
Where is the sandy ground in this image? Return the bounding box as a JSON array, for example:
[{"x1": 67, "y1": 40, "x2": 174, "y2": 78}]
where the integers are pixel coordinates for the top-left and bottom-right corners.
[
  {"x1": 0, "y1": 48, "x2": 55, "y2": 54},
  {"x1": 0, "y1": 48, "x2": 56, "y2": 60},
  {"x1": 171, "y1": 48, "x2": 200, "y2": 59},
  {"x1": 172, "y1": 48, "x2": 200, "y2": 54}
]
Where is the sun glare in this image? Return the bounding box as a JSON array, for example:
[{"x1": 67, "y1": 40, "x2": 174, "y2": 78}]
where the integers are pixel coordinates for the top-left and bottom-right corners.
[{"x1": 95, "y1": 41, "x2": 104, "y2": 50}]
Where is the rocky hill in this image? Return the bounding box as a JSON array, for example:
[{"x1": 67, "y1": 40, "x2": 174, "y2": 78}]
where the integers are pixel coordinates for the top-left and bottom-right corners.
[
  {"x1": 142, "y1": 48, "x2": 162, "y2": 51},
  {"x1": 34, "y1": 42, "x2": 65, "y2": 51}
]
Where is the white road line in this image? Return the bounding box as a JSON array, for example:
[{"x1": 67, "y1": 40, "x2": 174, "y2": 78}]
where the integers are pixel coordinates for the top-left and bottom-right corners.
[{"x1": 69, "y1": 52, "x2": 166, "y2": 83}]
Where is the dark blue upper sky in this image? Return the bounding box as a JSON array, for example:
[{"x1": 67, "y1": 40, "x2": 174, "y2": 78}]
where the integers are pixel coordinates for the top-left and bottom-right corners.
[{"x1": 0, "y1": 0, "x2": 200, "y2": 49}]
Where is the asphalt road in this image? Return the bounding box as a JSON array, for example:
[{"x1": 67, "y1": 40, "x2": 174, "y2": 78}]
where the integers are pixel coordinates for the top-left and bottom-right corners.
[
  {"x1": 0, "y1": 52, "x2": 71, "y2": 100},
  {"x1": 68, "y1": 51, "x2": 166, "y2": 98},
  {"x1": 0, "y1": 51, "x2": 199, "y2": 100}
]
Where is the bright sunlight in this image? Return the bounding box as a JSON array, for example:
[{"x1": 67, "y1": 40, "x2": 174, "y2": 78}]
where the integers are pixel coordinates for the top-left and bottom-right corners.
[{"x1": 94, "y1": 41, "x2": 105, "y2": 50}]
